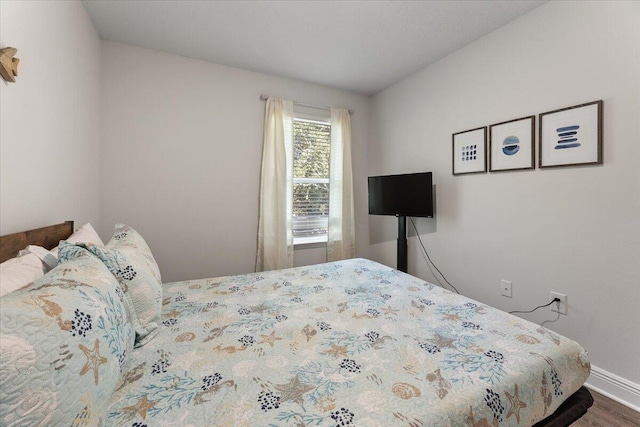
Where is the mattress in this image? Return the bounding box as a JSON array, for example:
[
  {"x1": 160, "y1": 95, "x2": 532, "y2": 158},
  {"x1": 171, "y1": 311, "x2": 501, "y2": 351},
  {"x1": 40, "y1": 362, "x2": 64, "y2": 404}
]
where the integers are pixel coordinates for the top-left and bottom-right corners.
[{"x1": 105, "y1": 258, "x2": 590, "y2": 426}]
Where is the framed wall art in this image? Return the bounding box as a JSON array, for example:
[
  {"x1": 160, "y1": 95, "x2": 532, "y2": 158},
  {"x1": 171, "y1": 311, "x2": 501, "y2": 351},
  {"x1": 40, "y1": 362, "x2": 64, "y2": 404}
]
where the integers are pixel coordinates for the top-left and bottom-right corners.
[
  {"x1": 489, "y1": 115, "x2": 535, "y2": 172},
  {"x1": 452, "y1": 126, "x2": 487, "y2": 175},
  {"x1": 539, "y1": 100, "x2": 603, "y2": 168}
]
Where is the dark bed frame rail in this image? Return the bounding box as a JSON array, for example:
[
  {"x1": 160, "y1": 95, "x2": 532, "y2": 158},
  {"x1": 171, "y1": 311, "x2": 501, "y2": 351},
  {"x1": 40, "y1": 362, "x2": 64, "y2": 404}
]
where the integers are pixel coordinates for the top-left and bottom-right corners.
[
  {"x1": 533, "y1": 386, "x2": 593, "y2": 426},
  {"x1": 0, "y1": 221, "x2": 74, "y2": 263}
]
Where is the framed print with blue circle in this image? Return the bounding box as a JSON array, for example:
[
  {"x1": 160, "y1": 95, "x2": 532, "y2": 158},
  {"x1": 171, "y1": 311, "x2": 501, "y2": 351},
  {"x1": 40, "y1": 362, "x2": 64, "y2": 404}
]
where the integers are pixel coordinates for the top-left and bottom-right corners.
[
  {"x1": 539, "y1": 100, "x2": 603, "y2": 168},
  {"x1": 489, "y1": 115, "x2": 535, "y2": 172},
  {"x1": 452, "y1": 126, "x2": 487, "y2": 175}
]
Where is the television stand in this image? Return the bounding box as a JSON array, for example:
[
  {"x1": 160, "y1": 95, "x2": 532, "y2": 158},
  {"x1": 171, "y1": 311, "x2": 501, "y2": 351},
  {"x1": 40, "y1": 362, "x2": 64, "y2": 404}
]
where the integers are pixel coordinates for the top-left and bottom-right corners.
[{"x1": 397, "y1": 215, "x2": 408, "y2": 273}]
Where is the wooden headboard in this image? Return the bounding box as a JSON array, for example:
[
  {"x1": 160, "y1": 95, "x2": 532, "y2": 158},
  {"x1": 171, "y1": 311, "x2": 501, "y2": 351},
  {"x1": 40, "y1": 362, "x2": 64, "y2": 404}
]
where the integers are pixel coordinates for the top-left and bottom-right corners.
[{"x1": 0, "y1": 221, "x2": 74, "y2": 263}]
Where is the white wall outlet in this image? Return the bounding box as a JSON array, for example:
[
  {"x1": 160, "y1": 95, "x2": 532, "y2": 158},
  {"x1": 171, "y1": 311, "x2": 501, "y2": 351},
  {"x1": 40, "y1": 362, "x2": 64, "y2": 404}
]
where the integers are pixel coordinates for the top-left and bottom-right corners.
[
  {"x1": 501, "y1": 280, "x2": 512, "y2": 298},
  {"x1": 550, "y1": 292, "x2": 567, "y2": 315}
]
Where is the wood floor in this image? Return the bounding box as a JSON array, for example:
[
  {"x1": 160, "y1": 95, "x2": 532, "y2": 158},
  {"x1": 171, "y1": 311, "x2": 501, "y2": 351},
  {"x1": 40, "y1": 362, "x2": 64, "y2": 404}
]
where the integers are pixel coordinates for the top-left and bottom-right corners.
[{"x1": 572, "y1": 389, "x2": 640, "y2": 426}]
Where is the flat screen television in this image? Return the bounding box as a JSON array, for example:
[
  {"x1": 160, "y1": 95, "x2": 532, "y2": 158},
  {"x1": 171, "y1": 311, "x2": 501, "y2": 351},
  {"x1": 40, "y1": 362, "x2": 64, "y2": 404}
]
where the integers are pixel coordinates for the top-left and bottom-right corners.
[{"x1": 368, "y1": 172, "x2": 433, "y2": 218}]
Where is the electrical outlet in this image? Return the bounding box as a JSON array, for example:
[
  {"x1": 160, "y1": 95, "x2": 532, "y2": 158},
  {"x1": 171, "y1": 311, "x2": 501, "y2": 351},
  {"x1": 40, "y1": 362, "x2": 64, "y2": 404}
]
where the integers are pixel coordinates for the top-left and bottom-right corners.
[
  {"x1": 501, "y1": 280, "x2": 512, "y2": 298},
  {"x1": 550, "y1": 292, "x2": 567, "y2": 315}
]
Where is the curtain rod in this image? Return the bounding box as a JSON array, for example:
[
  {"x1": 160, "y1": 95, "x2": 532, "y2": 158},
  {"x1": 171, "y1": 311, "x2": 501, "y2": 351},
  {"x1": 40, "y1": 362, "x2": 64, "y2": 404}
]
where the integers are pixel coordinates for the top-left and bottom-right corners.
[{"x1": 259, "y1": 94, "x2": 354, "y2": 115}]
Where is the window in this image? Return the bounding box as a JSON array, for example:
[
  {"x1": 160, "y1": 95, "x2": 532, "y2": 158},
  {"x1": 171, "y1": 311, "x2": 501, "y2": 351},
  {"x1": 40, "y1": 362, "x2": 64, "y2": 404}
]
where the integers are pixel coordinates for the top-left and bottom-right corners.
[{"x1": 292, "y1": 116, "x2": 330, "y2": 245}]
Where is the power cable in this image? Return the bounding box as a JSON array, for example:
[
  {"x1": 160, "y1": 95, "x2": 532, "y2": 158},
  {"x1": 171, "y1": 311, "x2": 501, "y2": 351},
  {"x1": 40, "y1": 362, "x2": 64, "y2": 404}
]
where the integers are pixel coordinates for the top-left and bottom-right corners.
[
  {"x1": 509, "y1": 298, "x2": 560, "y2": 314},
  {"x1": 409, "y1": 217, "x2": 460, "y2": 294}
]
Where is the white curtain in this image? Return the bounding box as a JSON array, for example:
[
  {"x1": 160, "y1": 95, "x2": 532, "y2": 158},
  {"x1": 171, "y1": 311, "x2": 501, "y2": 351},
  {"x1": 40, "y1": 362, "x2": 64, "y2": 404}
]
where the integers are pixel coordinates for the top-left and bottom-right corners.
[
  {"x1": 328, "y1": 108, "x2": 355, "y2": 261},
  {"x1": 256, "y1": 98, "x2": 294, "y2": 272}
]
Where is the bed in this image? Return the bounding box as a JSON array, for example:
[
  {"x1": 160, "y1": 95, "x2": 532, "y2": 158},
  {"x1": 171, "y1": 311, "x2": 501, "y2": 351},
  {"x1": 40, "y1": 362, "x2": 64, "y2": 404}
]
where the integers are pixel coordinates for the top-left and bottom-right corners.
[{"x1": 0, "y1": 222, "x2": 593, "y2": 426}]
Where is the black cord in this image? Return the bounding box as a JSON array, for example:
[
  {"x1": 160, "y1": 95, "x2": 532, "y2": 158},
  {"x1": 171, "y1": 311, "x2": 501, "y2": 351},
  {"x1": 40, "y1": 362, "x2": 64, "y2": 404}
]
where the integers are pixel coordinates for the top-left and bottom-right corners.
[
  {"x1": 540, "y1": 310, "x2": 561, "y2": 328},
  {"x1": 409, "y1": 217, "x2": 460, "y2": 294},
  {"x1": 509, "y1": 298, "x2": 560, "y2": 314},
  {"x1": 407, "y1": 216, "x2": 559, "y2": 313}
]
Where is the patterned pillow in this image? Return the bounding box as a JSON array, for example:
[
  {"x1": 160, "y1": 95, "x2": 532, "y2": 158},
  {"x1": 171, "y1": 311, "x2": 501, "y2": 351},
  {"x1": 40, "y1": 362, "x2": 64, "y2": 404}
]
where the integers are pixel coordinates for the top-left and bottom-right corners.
[
  {"x1": 59, "y1": 224, "x2": 163, "y2": 347},
  {"x1": 0, "y1": 249, "x2": 135, "y2": 426},
  {"x1": 49, "y1": 222, "x2": 105, "y2": 257}
]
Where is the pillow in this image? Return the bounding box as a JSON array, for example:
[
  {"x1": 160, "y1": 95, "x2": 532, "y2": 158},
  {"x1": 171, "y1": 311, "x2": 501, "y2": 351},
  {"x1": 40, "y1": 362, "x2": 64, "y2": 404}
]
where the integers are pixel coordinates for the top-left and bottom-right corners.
[
  {"x1": 0, "y1": 252, "x2": 45, "y2": 297},
  {"x1": 50, "y1": 222, "x2": 105, "y2": 257},
  {"x1": 18, "y1": 245, "x2": 58, "y2": 272},
  {"x1": 13, "y1": 223, "x2": 104, "y2": 275},
  {"x1": 0, "y1": 249, "x2": 135, "y2": 426},
  {"x1": 59, "y1": 224, "x2": 162, "y2": 346}
]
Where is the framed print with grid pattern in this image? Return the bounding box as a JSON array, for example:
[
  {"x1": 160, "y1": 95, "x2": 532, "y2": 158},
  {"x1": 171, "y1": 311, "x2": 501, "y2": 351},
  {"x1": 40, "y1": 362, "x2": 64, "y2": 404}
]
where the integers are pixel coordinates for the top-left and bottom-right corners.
[{"x1": 452, "y1": 126, "x2": 487, "y2": 175}]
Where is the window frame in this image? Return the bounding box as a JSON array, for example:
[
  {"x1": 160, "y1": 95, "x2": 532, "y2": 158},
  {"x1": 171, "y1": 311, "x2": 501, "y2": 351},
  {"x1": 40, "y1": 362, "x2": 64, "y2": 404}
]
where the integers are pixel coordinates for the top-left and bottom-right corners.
[{"x1": 292, "y1": 111, "x2": 331, "y2": 248}]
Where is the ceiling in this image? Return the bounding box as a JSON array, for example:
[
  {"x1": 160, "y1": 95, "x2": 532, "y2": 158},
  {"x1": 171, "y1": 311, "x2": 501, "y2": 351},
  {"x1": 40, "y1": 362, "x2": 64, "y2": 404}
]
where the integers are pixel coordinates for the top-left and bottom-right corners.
[{"x1": 82, "y1": 0, "x2": 546, "y2": 96}]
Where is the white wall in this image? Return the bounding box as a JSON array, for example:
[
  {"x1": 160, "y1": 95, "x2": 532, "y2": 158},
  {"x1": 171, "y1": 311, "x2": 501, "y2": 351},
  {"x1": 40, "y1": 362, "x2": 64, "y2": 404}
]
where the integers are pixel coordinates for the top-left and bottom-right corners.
[
  {"x1": 368, "y1": 0, "x2": 640, "y2": 401},
  {"x1": 0, "y1": 1, "x2": 101, "y2": 234},
  {"x1": 99, "y1": 42, "x2": 370, "y2": 282}
]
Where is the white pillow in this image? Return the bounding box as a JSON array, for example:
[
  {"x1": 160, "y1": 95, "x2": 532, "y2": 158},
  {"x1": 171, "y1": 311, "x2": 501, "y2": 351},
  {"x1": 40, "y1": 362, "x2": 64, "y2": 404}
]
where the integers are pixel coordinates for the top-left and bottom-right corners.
[
  {"x1": 18, "y1": 245, "x2": 59, "y2": 272},
  {"x1": 50, "y1": 222, "x2": 105, "y2": 257},
  {"x1": 0, "y1": 253, "x2": 44, "y2": 297}
]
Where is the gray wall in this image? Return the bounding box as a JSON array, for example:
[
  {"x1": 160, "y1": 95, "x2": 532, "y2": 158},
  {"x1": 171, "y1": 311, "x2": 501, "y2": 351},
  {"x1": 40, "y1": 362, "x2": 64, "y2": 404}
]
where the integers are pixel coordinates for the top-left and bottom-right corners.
[
  {"x1": 99, "y1": 42, "x2": 370, "y2": 282},
  {"x1": 367, "y1": 0, "x2": 640, "y2": 397},
  {"x1": 0, "y1": 1, "x2": 101, "y2": 234}
]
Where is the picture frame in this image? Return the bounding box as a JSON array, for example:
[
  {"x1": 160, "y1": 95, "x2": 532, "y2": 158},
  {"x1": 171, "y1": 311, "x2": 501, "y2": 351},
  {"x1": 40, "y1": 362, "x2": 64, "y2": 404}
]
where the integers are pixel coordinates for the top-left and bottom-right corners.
[
  {"x1": 452, "y1": 126, "x2": 487, "y2": 175},
  {"x1": 489, "y1": 115, "x2": 535, "y2": 172},
  {"x1": 539, "y1": 100, "x2": 603, "y2": 168}
]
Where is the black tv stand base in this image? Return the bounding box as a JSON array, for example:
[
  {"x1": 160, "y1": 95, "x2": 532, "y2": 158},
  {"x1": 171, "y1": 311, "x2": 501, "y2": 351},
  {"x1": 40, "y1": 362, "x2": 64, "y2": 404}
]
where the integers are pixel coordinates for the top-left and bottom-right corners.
[{"x1": 397, "y1": 215, "x2": 407, "y2": 273}]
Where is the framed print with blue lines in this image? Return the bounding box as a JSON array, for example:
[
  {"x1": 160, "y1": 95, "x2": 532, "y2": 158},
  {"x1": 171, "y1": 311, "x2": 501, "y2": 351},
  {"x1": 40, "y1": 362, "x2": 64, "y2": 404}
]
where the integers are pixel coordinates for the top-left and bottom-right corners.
[
  {"x1": 489, "y1": 115, "x2": 535, "y2": 172},
  {"x1": 452, "y1": 126, "x2": 487, "y2": 175},
  {"x1": 539, "y1": 100, "x2": 603, "y2": 168}
]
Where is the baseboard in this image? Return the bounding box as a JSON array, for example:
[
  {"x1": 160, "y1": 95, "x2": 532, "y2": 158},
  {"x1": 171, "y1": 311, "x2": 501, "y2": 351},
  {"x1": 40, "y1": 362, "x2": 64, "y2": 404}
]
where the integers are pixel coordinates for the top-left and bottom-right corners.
[{"x1": 585, "y1": 364, "x2": 640, "y2": 412}]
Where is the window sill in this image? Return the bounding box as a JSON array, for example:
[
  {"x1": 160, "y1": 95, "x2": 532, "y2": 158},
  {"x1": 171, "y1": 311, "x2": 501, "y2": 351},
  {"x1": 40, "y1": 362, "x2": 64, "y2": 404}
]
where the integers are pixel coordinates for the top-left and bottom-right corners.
[{"x1": 294, "y1": 235, "x2": 327, "y2": 249}]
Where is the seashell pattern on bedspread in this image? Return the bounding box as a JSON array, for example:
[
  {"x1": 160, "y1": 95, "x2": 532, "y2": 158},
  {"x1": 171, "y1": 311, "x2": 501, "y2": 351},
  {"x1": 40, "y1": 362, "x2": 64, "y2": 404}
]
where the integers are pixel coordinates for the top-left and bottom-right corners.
[
  {"x1": 0, "y1": 252, "x2": 135, "y2": 426},
  {"x1": 106, "y1": 258, "x2": 590, "y2": 426}
]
